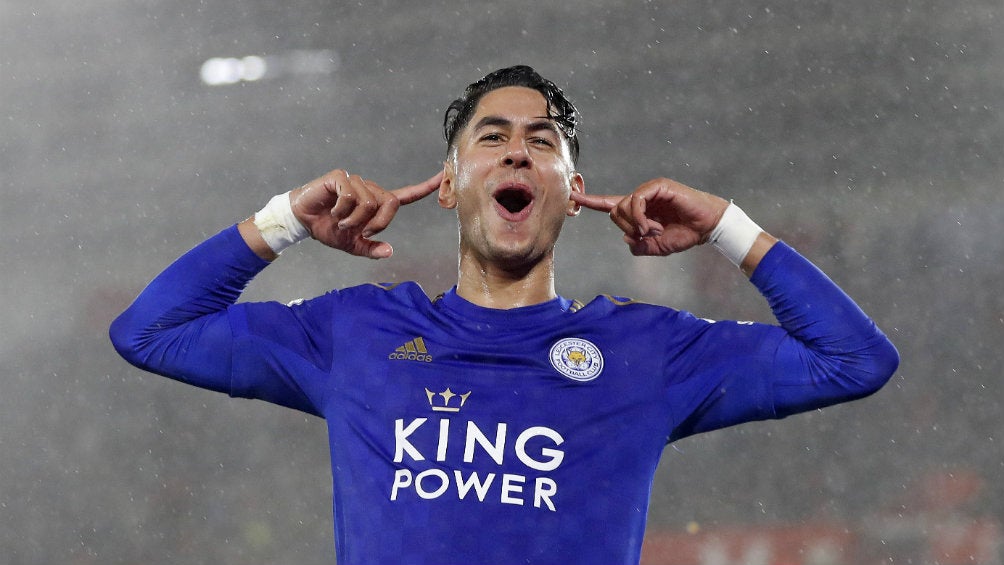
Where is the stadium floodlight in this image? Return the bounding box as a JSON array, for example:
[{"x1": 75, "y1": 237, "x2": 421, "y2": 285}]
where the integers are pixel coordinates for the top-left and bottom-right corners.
[{"x1": 199, "y1": 50, "x2": 338, "y2": 86}]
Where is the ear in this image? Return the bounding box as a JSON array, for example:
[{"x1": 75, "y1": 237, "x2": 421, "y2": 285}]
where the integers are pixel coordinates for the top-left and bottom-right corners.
[
  {"x1": 438, "y1": 160, "x2": 457, "y2": 209},
  {"x1": 566, "y1": 172, "x2": 585, "y2": 217}
]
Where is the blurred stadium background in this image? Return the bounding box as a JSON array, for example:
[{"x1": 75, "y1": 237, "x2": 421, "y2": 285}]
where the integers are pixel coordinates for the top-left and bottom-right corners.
[{"x1": 2, "y1": 1, "x2": 1001, "y2": 563}]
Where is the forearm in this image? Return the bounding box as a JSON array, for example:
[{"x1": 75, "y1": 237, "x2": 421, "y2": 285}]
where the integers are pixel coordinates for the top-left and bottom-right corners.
[
  {"x1": 739, "y1": 232, "x2": 779, "y2": 277},
  {"x1": 706, "y1": 201, "x2": 778, "y2": 277},
  {"x1": 239, "y1": 188, "x2": 314, "y2": 261},
  {"x1": 239, "y1": 217, "x2": 280, "y2": 261}
]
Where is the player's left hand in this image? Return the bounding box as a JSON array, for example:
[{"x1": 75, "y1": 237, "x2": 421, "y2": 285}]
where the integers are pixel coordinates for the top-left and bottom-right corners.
[{"x1": 571, "y1": 178, "x2": 730, "y2": 256}]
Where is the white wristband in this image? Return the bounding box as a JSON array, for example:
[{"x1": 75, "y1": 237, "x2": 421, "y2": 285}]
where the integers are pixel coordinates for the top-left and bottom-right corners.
[
  {"x1": 252, "y1": 192, "x2": 310, "y2": 254},
  {"x1": 708, "y1": 202, "x2": 763, "y2": 267}
]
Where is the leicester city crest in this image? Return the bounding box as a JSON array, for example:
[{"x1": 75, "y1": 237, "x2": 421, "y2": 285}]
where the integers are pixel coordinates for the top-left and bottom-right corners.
[{"x1": 549, "y1": 338, "x2": 604, "y2": 382}]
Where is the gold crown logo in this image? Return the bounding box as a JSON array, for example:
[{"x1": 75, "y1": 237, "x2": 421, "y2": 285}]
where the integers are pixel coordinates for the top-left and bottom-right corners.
[{"x1": 425, "y1": 387, "x2": 471, "y2": 413}]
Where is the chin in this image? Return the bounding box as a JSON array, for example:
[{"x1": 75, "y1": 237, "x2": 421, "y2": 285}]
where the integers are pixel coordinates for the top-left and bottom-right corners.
[{"x1": 488, "y1": 240, "x2": 550, "y2": 269}]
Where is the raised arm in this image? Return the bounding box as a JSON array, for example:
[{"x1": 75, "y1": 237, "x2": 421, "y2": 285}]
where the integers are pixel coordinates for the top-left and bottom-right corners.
[
  {"x1": 110, "y1": 169, "x2": 442, "y2": 411},
  {"x1": 572, "y1": 178, "x2": 899, "y2": 428}
]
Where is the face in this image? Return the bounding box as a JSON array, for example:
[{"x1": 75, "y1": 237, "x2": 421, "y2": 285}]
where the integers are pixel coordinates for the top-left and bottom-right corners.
[{"x1": 439, "y1": 86, "x2": 584, "y2": 270}]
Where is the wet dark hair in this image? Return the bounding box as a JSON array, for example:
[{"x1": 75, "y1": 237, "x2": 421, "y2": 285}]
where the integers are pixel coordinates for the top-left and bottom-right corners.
[{"x1": 443, "y1": 65, "x2": 581, "y2": 163}]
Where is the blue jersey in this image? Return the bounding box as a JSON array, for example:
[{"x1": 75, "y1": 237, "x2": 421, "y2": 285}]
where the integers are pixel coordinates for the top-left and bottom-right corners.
[{"x1": 110, "y1": 225, "x2": 898, "y2": 565}]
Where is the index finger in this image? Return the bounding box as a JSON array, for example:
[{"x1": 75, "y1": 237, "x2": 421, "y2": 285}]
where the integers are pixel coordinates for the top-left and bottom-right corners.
[
  {"x1": 570, "y1": 191, "x2": 624, "y2": 213},
  {"x1": 391, "y1": 171, "x2": 444, "y2": 205}
]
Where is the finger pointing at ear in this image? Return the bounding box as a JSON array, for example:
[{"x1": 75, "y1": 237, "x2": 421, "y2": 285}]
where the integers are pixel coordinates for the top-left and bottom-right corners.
[
  {"x1": 569, "y1": 191, "x2": 620, "y2": 213},
  {"x1": 392, "y1": 171, "x2": 444, "y2": 205},
  {"x1": 570, "y1": 191, "x2": 640, "y2": 239},
  {"x1": 362, "y1": 171, "x2": 444, "y2": 239}
]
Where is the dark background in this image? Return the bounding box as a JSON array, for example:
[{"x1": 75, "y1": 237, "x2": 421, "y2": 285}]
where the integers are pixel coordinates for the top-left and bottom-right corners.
[{"x1": 2, "y1": 1, "x2": 1001, "y2": 563}]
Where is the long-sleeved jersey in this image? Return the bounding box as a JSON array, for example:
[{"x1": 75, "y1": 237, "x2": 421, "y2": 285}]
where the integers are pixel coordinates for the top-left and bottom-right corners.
[{"x1": 109, "y1": 225, "x2": 899, "y2": 565}]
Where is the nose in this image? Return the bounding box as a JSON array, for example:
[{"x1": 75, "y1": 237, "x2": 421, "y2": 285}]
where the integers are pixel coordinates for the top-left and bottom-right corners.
[{"x1": 501, "y1": 139, "x2": 531, "y2": 169}]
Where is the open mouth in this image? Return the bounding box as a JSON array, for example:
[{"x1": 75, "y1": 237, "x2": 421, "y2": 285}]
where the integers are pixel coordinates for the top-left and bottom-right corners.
[{"x1": 493, "y1": 185, "x2": 534, "y2": 215}]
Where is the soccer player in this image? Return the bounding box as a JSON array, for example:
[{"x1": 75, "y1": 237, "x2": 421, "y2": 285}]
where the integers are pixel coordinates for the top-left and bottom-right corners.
[{"x1": 110, "y1": 65, "x2": 899, "y2": 564}]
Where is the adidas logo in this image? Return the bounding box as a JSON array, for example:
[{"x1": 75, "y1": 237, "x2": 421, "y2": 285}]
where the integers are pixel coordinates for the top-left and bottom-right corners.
[{"x1": 389, "y1": 337, "x2": 433, "y2": 362}]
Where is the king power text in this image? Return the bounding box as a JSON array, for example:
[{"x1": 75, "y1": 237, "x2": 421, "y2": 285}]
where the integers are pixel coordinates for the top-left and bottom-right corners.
[{"x1": 390, "y1": 417, "x2": 565, "y2": 511}]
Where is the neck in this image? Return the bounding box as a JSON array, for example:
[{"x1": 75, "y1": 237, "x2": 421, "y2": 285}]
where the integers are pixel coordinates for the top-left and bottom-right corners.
[{"x1": 454, "y1": 252, "x2": 557, "y2": 309}]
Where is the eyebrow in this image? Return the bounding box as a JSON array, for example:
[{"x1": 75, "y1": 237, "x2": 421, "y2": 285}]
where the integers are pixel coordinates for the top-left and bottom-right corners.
[{"x1": 472, "y1": 115, "x2": 561, "y2": 136}]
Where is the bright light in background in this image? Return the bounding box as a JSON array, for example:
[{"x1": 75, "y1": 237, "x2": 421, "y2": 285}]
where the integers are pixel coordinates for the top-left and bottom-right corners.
[
  {"x1": 199, "y1": 50, "x2": 339, "y2": 86},
  {"x1": 200, "y1": 56, "x2": 267, "y2": 86}
]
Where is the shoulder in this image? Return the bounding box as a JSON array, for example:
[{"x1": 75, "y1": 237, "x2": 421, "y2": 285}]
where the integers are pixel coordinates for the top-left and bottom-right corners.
[
  {"x1": 568, "y1": 294, "x2": 712, "y2": 337},
  {"x1": 332, "y1": 281, "x2": 435, "y2": 309},
  {"x1": 273, "y1": 281, "x2": 432, "y2": 316},
  {"x1": 577, "y1": 294, "x2": 696, "y2": 322}
]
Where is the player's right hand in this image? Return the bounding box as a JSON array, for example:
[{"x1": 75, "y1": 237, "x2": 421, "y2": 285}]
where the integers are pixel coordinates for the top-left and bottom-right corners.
[{"x1": 289, "y1": 169, "x2": 443, "y2": 259}]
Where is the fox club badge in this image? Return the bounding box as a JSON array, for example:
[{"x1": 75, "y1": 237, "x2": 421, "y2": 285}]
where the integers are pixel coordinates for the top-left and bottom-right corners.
[{"x1": 549, "y1": 338, "x2": 604, "y2": 382}]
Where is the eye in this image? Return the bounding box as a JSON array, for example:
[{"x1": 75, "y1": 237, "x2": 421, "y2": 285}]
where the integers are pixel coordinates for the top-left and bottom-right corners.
[
  {"x1": 530, "y1": 137, "x2": 555, "y2": 148},
  {"x1": 479, "y1": 132, "x2": 504, "y2": 143}
]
